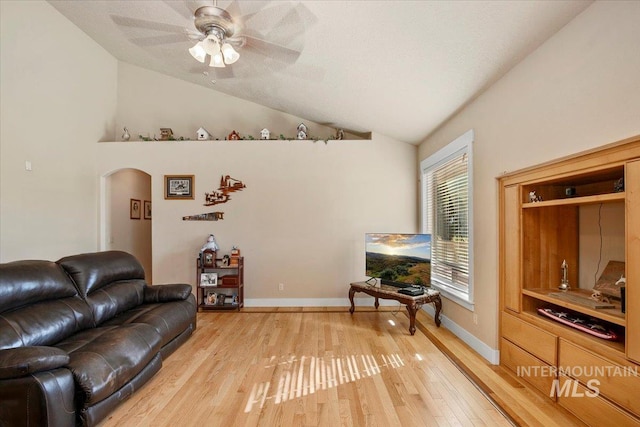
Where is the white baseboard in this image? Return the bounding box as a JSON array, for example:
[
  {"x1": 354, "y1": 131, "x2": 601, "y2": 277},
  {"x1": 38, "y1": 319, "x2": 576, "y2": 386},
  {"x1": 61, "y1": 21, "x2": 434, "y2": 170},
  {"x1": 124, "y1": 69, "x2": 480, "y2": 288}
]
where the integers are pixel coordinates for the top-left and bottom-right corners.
[
  {"x1": 244, "y1": 296, "x2": 400, "y2": 308},
  {"x1": 244, "y1": 297, "x2": 499, "y2": 365},
  {"x1": 421, "y1": 304, "x2": 500, "y2": 365}
]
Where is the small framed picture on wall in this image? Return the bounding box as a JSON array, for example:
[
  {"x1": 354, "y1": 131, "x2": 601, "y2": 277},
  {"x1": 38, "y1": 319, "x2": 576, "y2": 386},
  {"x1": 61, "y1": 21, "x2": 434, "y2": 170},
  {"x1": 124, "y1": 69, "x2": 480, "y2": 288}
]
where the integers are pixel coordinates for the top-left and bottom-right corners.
[
  {"x1": 164, "y1": 175, "x2": 194, "y2": 199},
  {"x1": 130, "y1": 199, "x2": 141, "y2": 219},
  {"x1": 143, "y1": 200, "x2": 151, "y2": 219}
]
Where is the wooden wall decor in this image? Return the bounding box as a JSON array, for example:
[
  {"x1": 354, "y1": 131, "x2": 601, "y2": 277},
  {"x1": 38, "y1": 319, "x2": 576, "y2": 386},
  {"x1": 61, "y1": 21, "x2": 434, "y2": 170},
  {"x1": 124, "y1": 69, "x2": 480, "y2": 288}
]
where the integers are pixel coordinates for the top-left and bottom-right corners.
[
  {"x1": 204, "y1": 175, "x2": 246, "y2": 206},
  {"x1": 183, "y1": 175, "x2": 246, "y2": 221},
  {"x1": 182, "y1": 212, "x2": 225, "y2": 221}
]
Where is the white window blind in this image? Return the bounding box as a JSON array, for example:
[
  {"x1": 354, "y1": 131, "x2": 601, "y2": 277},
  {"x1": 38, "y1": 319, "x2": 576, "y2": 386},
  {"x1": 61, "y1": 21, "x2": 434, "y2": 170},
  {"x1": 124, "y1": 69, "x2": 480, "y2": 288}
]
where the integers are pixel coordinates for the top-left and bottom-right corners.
[{"x1": 421, "y1": 130, "x2": 473, "y2": 307}]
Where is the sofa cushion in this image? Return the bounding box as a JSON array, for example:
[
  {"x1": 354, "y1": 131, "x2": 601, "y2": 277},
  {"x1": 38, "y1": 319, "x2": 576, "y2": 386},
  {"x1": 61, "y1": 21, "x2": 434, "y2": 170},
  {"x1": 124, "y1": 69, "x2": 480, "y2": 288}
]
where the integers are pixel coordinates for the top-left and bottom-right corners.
[
  {"x1": 55, "y1": 323, "x2": 162, "y2": 407},
  {"x1": 0, "y1": 260, "x2": 93, "y2": 349},
  {"x1": 102, "y1": 296, "x2": 196, "y2": 347},
  {"x1": 57, "y1": 251, "x2": 145, "y2": 296},
  {"x1": 58, "y1": 251, "x2": 146, "y2": 325}
]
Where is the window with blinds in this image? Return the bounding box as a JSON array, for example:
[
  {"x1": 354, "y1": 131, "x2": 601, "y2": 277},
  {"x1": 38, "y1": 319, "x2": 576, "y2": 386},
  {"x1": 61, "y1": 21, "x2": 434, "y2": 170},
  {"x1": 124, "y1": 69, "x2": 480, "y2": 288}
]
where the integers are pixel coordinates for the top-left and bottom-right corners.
[{"x1": 421, "y1": 130, "x2": 474, "y2": 307}]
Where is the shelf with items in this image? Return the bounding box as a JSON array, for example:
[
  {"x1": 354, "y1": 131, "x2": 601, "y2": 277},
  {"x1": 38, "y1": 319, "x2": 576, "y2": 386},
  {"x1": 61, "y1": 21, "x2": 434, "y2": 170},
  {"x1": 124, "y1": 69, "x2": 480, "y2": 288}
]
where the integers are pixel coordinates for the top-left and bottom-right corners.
[
  {"x1": 521, "y1": 164, "x2": 625, "y2": 205},
  {"x1": 499, "y1": 135, "x2": 640, "y2": 425},
  {"x1": 522, "y1": 191, "x2": 624, "y2": 208},
  {"x1": 522, "y1": 289, "x2": 625, "y2": 326},
  {"x1": 196, "y1": 256, "x2": 244, "y2": 312}
]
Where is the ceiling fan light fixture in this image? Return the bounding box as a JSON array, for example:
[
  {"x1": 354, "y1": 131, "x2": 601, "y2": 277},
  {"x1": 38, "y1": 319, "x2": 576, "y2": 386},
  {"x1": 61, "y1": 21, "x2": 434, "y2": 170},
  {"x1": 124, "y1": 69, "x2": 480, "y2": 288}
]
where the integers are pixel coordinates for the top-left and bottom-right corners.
[
  {"x1": 221, "y1": 43, "x2": 239, "y2": 64},
  {"x1": 202, "y1": 35, "x2": 220, "y2": 57},
  {"x1": 188, "y1": 42, "x2": 206, "y2": 63},
  {"x1": 210, "y1": 52, "x2": 226, "y2": 68}
]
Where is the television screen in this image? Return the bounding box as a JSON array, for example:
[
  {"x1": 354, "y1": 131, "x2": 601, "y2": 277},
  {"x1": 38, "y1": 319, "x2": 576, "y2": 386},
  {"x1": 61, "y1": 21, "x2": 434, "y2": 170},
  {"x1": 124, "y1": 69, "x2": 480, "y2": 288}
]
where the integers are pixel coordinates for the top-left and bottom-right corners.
[{"x1": 365, "y1": 233, "x2": 431, "y2": 287}]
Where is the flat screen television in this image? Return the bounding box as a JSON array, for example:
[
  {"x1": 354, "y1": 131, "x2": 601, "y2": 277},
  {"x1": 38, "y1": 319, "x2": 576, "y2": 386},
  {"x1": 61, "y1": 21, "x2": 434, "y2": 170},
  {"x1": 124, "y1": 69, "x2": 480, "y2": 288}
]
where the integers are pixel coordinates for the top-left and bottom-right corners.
[{"x1": 365, "y1": 233, "x2": 431, "y2": 287}]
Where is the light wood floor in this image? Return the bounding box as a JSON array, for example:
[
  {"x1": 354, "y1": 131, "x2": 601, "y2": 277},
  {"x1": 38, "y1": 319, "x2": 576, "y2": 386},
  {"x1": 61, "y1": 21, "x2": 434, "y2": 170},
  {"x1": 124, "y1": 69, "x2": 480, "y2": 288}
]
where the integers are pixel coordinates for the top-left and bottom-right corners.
[{"x1": 98, "y1": 307, "x2": 586, "y2": 427}]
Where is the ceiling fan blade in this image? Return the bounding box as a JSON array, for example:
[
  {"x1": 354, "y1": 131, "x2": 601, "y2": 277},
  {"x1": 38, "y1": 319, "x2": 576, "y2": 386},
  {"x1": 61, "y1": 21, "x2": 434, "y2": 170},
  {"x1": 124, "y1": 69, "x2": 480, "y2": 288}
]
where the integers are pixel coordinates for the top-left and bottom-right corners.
[
  {"x1": 111, "y1": 15, "x2": 186, "y2": 34},
  {"x1": 241, "y1": 35, "x2": 301, "y2": 64},
  {"x1": 212, "y1": 66, "x2": 235, "y2": 80},
  {"x1": 130, "y1": 34, "x2": 191, "y2": 47},
  {"x1": 238, "y1": 2, "x2": 298, "y2": 31},
  {"x1": 225, "y1": 0, "x2": 270, "y2": 23},
  {"x1": 162, "y1": 0, "x2": 194, "y2": 20},
  {"x1": 262, "y1": 7, "x2": 306, "y2": 47},
  {"x1": 291, "y1": 3, "x2": 318, "y2": 28}
]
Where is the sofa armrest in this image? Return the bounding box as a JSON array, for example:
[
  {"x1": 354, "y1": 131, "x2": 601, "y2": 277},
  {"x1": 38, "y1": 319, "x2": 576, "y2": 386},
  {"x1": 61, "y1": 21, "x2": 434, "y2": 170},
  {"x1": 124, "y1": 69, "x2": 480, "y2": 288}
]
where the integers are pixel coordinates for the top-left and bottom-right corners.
[
  {"x1": 0, "y1": 368, "x2": 76, "y2": 427},
  {"x1": 144, "y1": 283, "x2": 192, "y2": 303},
  {"x1": 0, "y1": 346, "x2": 69, "y2": 380}
]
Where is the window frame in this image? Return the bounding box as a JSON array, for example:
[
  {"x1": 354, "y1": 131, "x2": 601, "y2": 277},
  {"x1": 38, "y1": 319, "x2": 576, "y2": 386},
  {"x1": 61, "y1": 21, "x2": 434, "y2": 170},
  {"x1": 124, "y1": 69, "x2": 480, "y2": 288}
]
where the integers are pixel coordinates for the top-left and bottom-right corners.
[{"x1": 420, "y1": 130, "x2": 474, "y2": 310}]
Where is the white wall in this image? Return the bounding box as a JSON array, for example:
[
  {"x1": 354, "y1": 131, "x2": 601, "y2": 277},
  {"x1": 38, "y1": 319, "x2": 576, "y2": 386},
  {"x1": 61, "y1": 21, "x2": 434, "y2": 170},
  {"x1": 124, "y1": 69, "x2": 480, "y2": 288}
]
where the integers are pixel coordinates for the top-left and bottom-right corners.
[
  {"x1": 115, "y1": 62, "x2": 342, "y2": 143},
  {"x1": 106, "y1": 169, "x2": 152, "y2": 282},
  {"x1": 418, "y1": 1, "x2": 640, "y2": 354},
  {"x1": 95, "y1": 63, "x2": 417, "y2": 301},
  {"x1": 0, "y1": 0, "x2": 117, "y2": 262},
  {"x1": 97, "y1": 136, "x2": 417, "y2": 302}
]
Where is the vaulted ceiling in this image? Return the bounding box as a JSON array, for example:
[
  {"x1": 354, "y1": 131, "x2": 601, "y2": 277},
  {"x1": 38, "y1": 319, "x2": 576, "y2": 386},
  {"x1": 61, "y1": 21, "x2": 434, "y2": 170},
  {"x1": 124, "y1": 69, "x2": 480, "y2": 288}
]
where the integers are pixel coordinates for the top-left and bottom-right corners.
[{"x1": 48, "y1": 0, "x2": 592, "y2": 144}]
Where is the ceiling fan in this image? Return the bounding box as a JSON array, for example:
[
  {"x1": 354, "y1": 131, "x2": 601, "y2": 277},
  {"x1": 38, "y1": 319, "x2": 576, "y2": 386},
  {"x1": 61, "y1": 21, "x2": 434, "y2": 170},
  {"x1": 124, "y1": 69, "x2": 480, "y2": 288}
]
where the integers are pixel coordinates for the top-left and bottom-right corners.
[{"x1": 111, "y1": 0, "x2": 314, "y2": 79}]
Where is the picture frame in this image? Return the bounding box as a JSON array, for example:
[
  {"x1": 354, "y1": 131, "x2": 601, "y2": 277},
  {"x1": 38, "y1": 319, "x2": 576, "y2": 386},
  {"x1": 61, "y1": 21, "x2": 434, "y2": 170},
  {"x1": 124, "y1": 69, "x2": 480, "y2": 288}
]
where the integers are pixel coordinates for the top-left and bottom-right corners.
[
  {"x1": 164, "y1": 175, "x2": 194, "y2": 200},
  {"x1": 130, "y1": 199, "x2": 141, "y2": 219},
  {"x1": 200, "y1": 272, "x2": 218, "y2": 287},
  {"x1": 143, "y1": 200, "x2": 151, "y2": 220},
  {"x1": 205, "y1": 290, "x2": 218, "y2": 305}
]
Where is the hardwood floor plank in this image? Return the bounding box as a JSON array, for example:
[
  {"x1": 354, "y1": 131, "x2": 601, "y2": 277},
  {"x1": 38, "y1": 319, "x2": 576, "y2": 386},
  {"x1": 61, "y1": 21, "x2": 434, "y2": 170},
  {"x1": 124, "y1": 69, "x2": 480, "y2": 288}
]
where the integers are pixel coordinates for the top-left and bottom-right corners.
[{"x1": 96, "y1": 309, "x2": 585, "y2": 426}]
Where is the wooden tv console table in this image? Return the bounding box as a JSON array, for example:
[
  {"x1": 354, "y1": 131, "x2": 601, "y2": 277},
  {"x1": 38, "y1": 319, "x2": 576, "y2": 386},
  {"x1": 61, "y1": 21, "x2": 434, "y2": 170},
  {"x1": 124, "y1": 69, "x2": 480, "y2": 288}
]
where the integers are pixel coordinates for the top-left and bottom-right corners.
[{"x1": 348, "y1": 281, "x2": 442, "y2": 335}]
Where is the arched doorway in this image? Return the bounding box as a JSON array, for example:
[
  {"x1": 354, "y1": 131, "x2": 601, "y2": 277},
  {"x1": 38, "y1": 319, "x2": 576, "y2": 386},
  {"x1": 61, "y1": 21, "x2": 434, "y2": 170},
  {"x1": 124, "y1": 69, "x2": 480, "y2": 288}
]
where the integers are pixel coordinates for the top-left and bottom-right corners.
[{"x1": 102, "y1": 168, "x2": 153, "y2": 283}]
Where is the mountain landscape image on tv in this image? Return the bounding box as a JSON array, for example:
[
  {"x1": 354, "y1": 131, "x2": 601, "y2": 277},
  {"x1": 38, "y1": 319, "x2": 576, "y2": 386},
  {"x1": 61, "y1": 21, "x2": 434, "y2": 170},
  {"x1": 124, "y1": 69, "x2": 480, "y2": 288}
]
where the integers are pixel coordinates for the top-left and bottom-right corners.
[{"x1": 366, "y1": 233, "x2": 431, "y2": 287}]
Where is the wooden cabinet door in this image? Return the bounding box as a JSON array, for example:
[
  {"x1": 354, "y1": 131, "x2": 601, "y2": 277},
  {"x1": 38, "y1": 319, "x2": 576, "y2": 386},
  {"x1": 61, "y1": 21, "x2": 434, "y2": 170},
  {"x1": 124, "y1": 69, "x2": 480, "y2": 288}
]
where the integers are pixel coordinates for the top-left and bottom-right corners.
[
  {"x1": 501, "y1": 184, "x2": 521, "y2": 312},
  {"x1": 626, "y1": 160, "x2": 640, "y2": 363}
]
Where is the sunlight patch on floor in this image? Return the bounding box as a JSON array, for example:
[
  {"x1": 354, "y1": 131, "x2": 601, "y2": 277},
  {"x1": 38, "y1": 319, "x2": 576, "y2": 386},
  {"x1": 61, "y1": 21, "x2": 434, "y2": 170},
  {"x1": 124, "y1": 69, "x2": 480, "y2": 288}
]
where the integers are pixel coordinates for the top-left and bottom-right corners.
[{"x1": 244, "y1": 353, "x2": 406, "y2": 412}]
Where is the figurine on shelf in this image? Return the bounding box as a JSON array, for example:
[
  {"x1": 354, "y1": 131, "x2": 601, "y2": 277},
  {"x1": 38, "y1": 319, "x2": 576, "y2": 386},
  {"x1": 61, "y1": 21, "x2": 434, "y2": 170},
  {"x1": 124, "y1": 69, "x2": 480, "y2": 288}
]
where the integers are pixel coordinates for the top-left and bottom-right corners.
[
  {"x1": 559, "y1": 260, "x2": 570, "y2": 291},
  {"x1": 228, "y1": 130, "x2": 240, "y2": 140},
  {"x1": 297, "y1": 123, "x2": 308, "y2": 140},
  {"x1": 590, "y1": 290, "x2": 611, "y2": 303},
  {"x1": 528, "y1": 191, "x2": 543, "y2": 203},
  {"x1": 197, "y1": 127, "x2": 211, "y2": 141},
  {"x1": 160, "y1": 128, "x2": 174, "y2": 140},
  {"x1": 260, "y1": 128, "x2": 270, "y2": 140},
  {"x1": 200, "y1": 234, "x2": 219, "y2": 268},
  {"x1": 122, "y1": 127, "x2": 130, "y2": 141}
]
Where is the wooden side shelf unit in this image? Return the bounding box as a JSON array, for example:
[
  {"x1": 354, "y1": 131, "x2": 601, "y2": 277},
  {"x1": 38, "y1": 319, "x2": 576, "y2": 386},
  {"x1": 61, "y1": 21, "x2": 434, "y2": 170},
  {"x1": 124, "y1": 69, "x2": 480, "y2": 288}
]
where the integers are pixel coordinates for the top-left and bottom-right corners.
[
  {"x1": 498, "y1": 135, "x2": 640, "y2": 427},
  {"x1": 196, "y1": 257, "x2": 244, "y2": 311}
]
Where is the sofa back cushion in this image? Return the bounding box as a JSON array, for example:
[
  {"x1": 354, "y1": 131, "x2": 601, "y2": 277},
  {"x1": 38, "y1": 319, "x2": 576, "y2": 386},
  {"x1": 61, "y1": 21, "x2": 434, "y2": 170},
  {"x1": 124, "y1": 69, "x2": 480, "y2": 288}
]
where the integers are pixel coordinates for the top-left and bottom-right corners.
[
  {"x1": 57, "y1": 251, "x2": 146, "y2": 325},
  {"x1": 0, "y1": 260, "x2": 93, "y2": 349}
]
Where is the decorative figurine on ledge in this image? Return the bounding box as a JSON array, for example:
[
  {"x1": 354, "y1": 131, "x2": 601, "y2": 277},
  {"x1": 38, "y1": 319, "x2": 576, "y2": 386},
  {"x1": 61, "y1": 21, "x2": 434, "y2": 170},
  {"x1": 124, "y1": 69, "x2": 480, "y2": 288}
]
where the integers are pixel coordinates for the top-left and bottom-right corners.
[
  {"x1": 260, "y1": 128, "x2": 270, "y2": 140},
  {"x1": 197, "y1": 127, "x2": 211, "y2": 141},
  {"x1": 160, "y1": 128, "x2": 174, "y2": 140},
  {"x1": 296, "y1": 123, "x2": 308, "y2": 140},
  {"x1": 228, "y1": 130, "x2": 240, "y2": 140},
  {"x1": 122, "y1": 127, "x2": 131, "y2": 141}
]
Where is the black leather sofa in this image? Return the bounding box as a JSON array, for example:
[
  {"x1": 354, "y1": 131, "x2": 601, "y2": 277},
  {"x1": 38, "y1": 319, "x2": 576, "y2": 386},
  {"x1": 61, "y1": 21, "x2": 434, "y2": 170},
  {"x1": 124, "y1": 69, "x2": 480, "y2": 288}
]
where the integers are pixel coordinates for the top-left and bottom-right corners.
[{"x1": 0, "y1": 251, "x2": 197, "y2": 426}]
